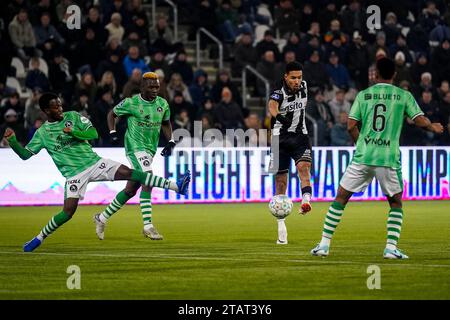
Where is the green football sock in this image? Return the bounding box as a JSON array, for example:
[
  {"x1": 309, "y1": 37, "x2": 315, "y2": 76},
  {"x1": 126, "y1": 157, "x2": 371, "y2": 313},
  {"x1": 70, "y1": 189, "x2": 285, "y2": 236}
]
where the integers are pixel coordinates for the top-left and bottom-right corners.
[
  {"x1": 38, "y1": 211, "x2": 71, "y2": 240},
  {"x1": 100, "y1": 190, "x2": 132, "y2": 222},
  {"x1": 320, "y1": 201, "x2": 345, "y2": 245},
  {"x1": 131, "y1": 170, "x2": 177, "y2": 191},
  {"x1": 140, "y1": 190, "x2": 152, "y2": 226},
  {"x1": 386, "y1": 208, "x2": 403, "y2": 250}
]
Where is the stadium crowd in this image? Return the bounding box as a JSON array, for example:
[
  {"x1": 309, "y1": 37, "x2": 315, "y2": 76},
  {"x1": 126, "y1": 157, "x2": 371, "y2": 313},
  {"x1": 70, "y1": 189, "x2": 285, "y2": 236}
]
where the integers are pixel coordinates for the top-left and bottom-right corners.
[{"x1": 0, "y1": 0, "x2": 450, "y2": 148}]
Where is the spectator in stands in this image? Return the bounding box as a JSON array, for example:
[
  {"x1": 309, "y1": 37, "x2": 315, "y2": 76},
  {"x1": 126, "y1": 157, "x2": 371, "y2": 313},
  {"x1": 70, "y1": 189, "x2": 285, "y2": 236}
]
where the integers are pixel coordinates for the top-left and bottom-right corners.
[
  {"x1": 96, "y1": 47, "x2": 127, "y2": 92},
  {"x1": 189, "y1": 69, "x2": 211, "y2": 109},
  {"x1": 216, "y1": 0, "x2": 252, "y2": 42},
  {"x1": 276, "y1": 50, "x2": 296, "y2": 84},
  {"x1": 411, "y1": 52, "x2": 432, "y2": 84},
  {"x1": 167, "y1": 73, "x2": 193, "y2": 103},
  {"x1": 306, "y1": 89, "x2": 334, "y2": 146},
  {"x1": 303, "y1": 50, "x2": 331, "y2": 93},
  {"x1": 369, "y1": 31, "x2": 390, "y2": 62},
  {"x1": 103, "y1": 0, "x2": 131, "y2": 30},
  {"x1": 123, "y1": 46, "x2": 149, "y2": 77},
  {"x1": 122, "y1": 30, "x2": 148, "y2": 58},
  {"x1": 420, "y1": 90, "x2": 440, "y2": 122},
  {"x1": 0, "y1": 92, "x2": 24, "y2": 126},
  {"x1": 407, "y1": 24, "x2": 429, "y2": 53},
  {"x1": 93, "y1": 86, "x2": 115, "y2": 147},
  {"x1": 48, "y1": 50, "x2": 74, "y2": 103},
  {"x1": 149, "y1": 13, "x2": 175, "y2": 55},
  {"x1": 33, "y1": 12, "x2": 65, "y2": 52},
  {"x1": 438, "y1": 91, "x2": 450, "y2": 132},
  {"x1": 437, "y1": 80, "x2": 449, "y2": 102},
  {"x1": 389, "y1": 34, "x2": 414, "y2": 64},
  {"x1": 298, "y1": 4, "x2": 315, "y2": 34},
  {"x1": 328, "y1": 89, "x2": 351, "y2": 121},
  {"x1": 169, "y1": 50, "x2": 194, "y2": 86},
  {"x1": 154, "y1": 69, "x2": 169, "y2": 101},
  {"x1": 122, "y1": 68, "x2": 142, "y2": 98},
  {"x1": 196, "y1": 97, "x2": 215, "y2": 121},
  {"x1": 0, "y1": 108, "x2": 27, "y2": 146},
  {"x1": 347, "y1": 31, "x2": 369, "y2": 90},
  {"x1": 303, "y1": 21, "x2": 321, "y2": 43},
  {"x1": 274, "y1": 0, "x2": 299, "y2": 38},
  {"x1": 190, "y1": 0, "x2": 218, "y2": 44},
  {"x1": 74, "y1": 71, "x2": 97, "y2": 105},
  {"x1": 318, "y1": 2, "x2": 338, "y2": 35},
  {"x1": 232, "y1": 32, "x2": 257, "y2": 77},
  {"x1": 24, "y1": 87, "x2": 45, "y2": 130},
  {"x1": 74, "y1": 28, "x2": 103, "y2": 72},
  {"x1": 326, "y1": 51, "x2": 352, "y2": 91},
  {"x1": 148, "y1": 50, "x2": 170, "y2": 79},
  {"x1": 330, "y1": 111, "x2": 352, "y2": 146},
  {"x1": 69, "y1": 89, "x2": 92, "y2": 119},
  {"x1": 25, "y1": 57, "x2": 50, "y2": 91},
  {"x1": 244, "y1": 112, "x2": 267, "y2": 146},
  {"x1": 170, "y1": 91, "x2": 196, "y2": 125},
  {"x1": 30, "y1": 0, "x2": 56, "y2": 25},
  {"x1": 282, "y1": 32, "x2": 307, "y2": 63},
  {"x1": 340, "y1": 0, "x2": 365, "y2": 36},
  {"x1": 174, "y1": 109, "x2": 192, "y2": 133},
  {"x1": 128, "y1": 0, "x2": 150, "y2": 44},
  {"x1": 383, "y1": 12, "x2": 401, "y2": 46},
  {"x1": 414, "y1": 72, "x2": 436, "y2": 98},
  {"x1": 83, "y1": 6, "x2": 107, "y2": 44},
  {"x1": 98, "y1": 71, "x2": 118, "y2": 101},
  {"x1": 213, "y1": 87, "x2": 244, "y2": 131},
  {"x1": 323, "y1": 19, "x2": 348, "y2": 60},
  {"x1": 255, "y1": 30, "x2": 281, "y2": 61},
  {"x1": 393, "y1": 51, "x2": 413, "y2": 86},
  {"x1": 211, "y1": 69, "x2": 242, "y2": 107},
  {"x1": 8, "y1": 9, "x2": 38, "y2": 62},
  {"x1": 419, "y1": 0, "x2": 443, "y2": 33},
  {"x1": 105, "y1": 13, "x2": 125, "y2": 44},
  {"x1": 256, "y1": 50, "x2": 277, "y2": 96},
  {"x1": 431, "y1": 39, "x2": 450, "y2": 86}
]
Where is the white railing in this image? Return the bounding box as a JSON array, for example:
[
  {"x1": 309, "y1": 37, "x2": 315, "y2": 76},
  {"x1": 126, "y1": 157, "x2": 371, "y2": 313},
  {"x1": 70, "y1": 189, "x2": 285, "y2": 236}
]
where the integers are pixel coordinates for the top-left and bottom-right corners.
[{"x1": 196, "y1": 28, "x2": 223, "y2": 70}]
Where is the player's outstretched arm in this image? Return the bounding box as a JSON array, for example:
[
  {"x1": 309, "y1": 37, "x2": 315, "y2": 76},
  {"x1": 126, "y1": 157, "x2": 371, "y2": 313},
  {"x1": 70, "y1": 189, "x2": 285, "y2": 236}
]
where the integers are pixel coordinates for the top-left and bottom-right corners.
[
  {"x1": 63, "y1": 126, "x2": 98, "y2": 140},
  {"x1": 413, "y1": 115, "x2": 444, "y2": 134},
  {"x1": 4, "y1": 128, "x2": 33, "y2": 160}
]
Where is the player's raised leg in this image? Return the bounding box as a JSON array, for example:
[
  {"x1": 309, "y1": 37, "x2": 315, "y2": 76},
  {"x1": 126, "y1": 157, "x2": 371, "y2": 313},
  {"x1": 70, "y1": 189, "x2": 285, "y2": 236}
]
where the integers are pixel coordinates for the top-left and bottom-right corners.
[
  {"x1": 311, "y1": 186, "x2": 353, "y2": 256},
  {"x1": 24, "y1": 198, "x2": 78, "y2": 252},
  {"x1": 297, "y1": 160, "x2": 312, "y2": 214}
]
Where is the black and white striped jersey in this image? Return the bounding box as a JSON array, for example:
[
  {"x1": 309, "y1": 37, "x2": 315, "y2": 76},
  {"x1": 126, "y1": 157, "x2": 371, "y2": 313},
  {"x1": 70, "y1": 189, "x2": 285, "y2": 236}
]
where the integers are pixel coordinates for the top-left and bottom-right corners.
[{"x1": 270, "y1": 81, "x2": 308, "y2": 136}]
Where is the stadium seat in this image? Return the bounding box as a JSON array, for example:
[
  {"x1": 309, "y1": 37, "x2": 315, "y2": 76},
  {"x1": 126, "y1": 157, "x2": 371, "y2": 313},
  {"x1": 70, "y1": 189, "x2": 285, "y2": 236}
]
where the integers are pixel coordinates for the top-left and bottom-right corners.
[
  {"x1": 28, "y1": 57, "x2": 48, "y2": 76},
  {"x1": 11, "y1": 57, "x2": 26, "y2": 79}
]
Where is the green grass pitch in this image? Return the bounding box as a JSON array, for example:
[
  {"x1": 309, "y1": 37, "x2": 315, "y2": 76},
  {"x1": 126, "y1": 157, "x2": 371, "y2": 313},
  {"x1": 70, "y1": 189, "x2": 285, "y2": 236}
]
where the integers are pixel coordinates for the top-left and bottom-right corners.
[{"x1": 0, "y1": 201, "x2": 449, "y2": 299}]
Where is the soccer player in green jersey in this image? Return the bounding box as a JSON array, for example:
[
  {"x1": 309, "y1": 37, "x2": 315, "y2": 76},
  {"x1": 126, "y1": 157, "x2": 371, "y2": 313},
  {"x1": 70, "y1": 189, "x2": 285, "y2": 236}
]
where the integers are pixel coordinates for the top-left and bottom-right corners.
[
  {"x1": 4, "y1": 93, "x2": 190, "y2": 252},
  {"x1": 311, "y1": 57, "x2": 444, "y2": 259},
  {"x1": 93, "y1": 72, "x2": 177, "y2": 240}
]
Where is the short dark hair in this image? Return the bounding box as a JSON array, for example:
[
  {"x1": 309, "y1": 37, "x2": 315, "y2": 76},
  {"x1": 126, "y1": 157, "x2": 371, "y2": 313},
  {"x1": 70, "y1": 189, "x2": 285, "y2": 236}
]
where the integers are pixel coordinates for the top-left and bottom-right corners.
[
  {"x1": 376, "y1": 57, "x2": 396, "y2": 80},
  {"x1": 285, "y1": 61, "x2": 303, "y2": 74},
  {"x1": 39, "y1": 92, "x2": 59, "y2": 111}
]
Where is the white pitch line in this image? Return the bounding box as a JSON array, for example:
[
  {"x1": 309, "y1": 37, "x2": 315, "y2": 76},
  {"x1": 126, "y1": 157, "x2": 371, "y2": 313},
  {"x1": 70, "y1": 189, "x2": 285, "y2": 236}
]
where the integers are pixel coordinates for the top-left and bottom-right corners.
[{"x1": 0, "y1": 251, "x2": 449, "y2": 269}]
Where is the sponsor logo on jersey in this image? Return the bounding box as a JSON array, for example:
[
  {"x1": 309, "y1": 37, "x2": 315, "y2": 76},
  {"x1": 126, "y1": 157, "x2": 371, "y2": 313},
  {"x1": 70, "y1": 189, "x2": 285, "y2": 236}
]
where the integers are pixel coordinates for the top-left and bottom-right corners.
[
  {"x1": 80, "y1": 116, "x2": 90, "y2": 124},
  {"x1": 365, "y1": 93, "x2": 372, "y2": 100},
  {"x1": 69, "y1": 185, "x2": 78, "y2": 192},
  {"x1": 364, "y1": 136, "x2": 391, "y2": 146},
  {"x1": 137, "y1": 121, "x2": 161, "y2": 127},
  {"x1": 157, "y1": 106, "x2": 163, "y2": 113},
  {"x1": 280, "y1": 101, "x2": 304, "y2": 112},
  {"x1": 145, "y1": 115, "x2": 151, "y2": 120},
  {"x1": 143, "y1": 160, "x2": 150, "y2": 167},
  {"x1": 65, "y1": 120, "x2": 73, "y2": 128},
  {"x1": 271, "y1": 93, "x2": 280, "y2": 100},
  {"x1": 67, "y1": 179, "x2": 81, "y2": 184}
]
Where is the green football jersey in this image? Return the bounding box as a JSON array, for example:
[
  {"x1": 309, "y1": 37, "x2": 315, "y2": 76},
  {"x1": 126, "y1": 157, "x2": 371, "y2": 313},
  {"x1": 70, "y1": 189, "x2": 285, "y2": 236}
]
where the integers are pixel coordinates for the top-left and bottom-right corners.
[
  {"x1": 25, "y1": 111, "x2": 101, "y2": 178},
  {"x1": 113, "y1": 94, "x2": 170, "y2": 156},
  {"x1": 349, "y1": 83, "x2": 424, "y2": 169}
]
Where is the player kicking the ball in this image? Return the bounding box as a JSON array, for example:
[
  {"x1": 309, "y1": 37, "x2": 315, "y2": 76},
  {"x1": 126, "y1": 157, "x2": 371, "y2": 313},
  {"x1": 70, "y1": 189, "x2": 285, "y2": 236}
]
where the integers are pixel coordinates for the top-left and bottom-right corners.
[
  {"x1": 311, "y1": 57, "x2": 443, "y2": 259},
  {"x1": 93, "y1": 72, "x2": 178, "y2": 240},
  {"x1": 4, "y1": 93, "x2": 190, "y2": 252},
  {"x1": 268, "y1": 61, "x2": 313, "y2": 244}
]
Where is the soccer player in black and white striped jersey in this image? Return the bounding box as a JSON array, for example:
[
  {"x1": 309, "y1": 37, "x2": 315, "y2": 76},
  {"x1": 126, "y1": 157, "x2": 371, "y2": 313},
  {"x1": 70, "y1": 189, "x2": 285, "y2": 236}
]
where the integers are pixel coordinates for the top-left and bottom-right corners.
[{"x1": 268, "y1": 61, "x2": 313, "y2": 244}]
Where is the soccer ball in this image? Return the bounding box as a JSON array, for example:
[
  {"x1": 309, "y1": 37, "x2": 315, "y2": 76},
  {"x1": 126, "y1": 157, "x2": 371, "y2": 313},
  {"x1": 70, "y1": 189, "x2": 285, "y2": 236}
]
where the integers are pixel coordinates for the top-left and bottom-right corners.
[{"x1": 269, "y1": 195, "x2": 293, "y2": 219}]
